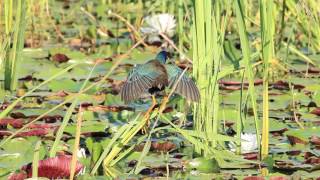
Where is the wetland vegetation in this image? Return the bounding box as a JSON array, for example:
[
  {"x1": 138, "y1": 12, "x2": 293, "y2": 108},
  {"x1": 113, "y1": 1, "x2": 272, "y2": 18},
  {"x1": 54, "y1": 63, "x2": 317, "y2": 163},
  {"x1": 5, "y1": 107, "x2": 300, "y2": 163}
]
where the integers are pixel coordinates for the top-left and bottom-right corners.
[{"x1": 1, "y1": 0, "x2": 320, "y2": 179}]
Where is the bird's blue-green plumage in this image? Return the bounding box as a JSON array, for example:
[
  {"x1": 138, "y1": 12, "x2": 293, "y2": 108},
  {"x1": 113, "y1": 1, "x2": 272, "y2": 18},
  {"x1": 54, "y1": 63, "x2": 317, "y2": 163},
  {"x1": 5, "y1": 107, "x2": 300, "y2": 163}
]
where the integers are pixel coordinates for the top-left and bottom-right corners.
[
  {"x1": 155, "y1": 51, "x2": 168, "y2": 64},
  {"x1": 120, "y1": 51, "x2": 200, "y2": 103}
]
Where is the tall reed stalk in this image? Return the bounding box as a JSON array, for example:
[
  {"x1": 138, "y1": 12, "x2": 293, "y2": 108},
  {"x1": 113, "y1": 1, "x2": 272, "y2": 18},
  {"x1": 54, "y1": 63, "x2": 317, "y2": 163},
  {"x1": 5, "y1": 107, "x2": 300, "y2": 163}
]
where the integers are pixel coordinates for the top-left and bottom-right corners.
[
  {"x1": 177, "y1": 0, "x2": 184, "y2": 56},
  {"x1": 192, "y1": 0, "x2": 230, "y2": 155},
  {"x1": 3, "y1": 0, "x2": 26, "y2": 91},
  {"x1": 260, "y1": 0, "x2": 274, "y2": 161},
  {"x1": 234, "y1": 0, "x2": 260, "y2": 154}
]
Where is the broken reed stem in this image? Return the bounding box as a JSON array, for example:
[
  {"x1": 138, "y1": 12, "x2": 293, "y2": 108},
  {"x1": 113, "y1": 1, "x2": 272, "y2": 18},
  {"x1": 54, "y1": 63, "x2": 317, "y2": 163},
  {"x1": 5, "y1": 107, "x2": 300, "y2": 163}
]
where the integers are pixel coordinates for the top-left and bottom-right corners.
[{"x1": 70, "y1": 106, "x2": 83, "y2": 180}]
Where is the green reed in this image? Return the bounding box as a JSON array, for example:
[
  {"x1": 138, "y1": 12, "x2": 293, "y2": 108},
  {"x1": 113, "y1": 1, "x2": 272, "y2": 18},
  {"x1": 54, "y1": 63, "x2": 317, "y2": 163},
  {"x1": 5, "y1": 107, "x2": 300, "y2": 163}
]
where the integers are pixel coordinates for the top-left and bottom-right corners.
[
  {"x1": 2, "y1": 0, "x2": 27, "y2": 90},
  {"x1": 192, "y1": 0, "x2": 231, "y2": 155},
  {"x1": 234, "y1": 0, "x2": 260, "y2": 155},
  {"x1": 260, "y1": 0, "x2": 274, "y2": 161}
]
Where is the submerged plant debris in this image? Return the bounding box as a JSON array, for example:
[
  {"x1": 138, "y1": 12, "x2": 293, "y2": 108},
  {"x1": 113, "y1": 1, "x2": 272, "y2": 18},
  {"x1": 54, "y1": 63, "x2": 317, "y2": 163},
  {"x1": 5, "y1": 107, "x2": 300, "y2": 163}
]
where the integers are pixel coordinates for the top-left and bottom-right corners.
[{"x1": 1, "y1": 0, "x2": 320, "y2": 179}]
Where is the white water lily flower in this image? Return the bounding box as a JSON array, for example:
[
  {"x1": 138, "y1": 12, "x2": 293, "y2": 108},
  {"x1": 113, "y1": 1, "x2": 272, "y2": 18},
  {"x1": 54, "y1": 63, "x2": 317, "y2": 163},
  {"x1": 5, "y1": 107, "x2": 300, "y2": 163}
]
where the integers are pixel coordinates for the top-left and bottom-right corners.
[
  {"x1": 77, "y1": 148, "x2": 86, "y2": 158},
  {"x1": 141, "y1": 13, "x2": 176, "y2": 43},
  {"x1": 228, "y1": 133, "x2": 258, "y2": 153}
]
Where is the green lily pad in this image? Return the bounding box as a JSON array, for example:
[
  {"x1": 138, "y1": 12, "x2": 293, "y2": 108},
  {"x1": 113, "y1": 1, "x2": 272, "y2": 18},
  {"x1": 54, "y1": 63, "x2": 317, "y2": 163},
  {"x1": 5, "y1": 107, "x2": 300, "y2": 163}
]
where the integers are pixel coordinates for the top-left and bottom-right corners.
[
  {"x1": 0, "y1": 137, "x2": 45, "y2": 171},
  {"x1": 64, "y1": 120, "x2": 107, "y2": 135},
  {"x1": 186, "y1": 157, "x2": 220, "y2": 173},
  {"x1": 285, "y1": 127, "x2": 320, "y2": 143}
]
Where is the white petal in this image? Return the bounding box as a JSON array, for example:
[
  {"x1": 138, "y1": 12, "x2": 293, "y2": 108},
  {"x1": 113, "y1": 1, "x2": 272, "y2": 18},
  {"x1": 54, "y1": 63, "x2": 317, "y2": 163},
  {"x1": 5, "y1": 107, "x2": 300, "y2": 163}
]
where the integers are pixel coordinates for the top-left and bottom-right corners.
[
  {"x1": 228, "y1": 133, "x2": 258, "y2": 153},
  {"x1": 140, "y1": 13, "x2": 176, "y2": 37}
]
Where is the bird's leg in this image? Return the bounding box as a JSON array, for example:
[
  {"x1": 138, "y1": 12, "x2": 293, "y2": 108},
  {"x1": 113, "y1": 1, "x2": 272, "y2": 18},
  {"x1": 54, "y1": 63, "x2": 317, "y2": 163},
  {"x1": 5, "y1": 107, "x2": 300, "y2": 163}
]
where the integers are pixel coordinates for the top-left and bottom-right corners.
[
  {"x1": 159, "y1": 95, "x2": 169, "y2": 113},
  {"x1": 142, "y1": 95, "x2": 157, "y2": 133}
]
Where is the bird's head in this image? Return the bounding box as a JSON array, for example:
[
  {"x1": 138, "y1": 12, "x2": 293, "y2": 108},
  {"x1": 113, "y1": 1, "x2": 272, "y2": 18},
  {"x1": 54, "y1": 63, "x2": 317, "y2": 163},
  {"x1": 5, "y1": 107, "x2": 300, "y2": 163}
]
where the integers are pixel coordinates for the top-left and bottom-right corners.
[{"x1": 155, "y1": 51, "x2": 169, "y2": 64}]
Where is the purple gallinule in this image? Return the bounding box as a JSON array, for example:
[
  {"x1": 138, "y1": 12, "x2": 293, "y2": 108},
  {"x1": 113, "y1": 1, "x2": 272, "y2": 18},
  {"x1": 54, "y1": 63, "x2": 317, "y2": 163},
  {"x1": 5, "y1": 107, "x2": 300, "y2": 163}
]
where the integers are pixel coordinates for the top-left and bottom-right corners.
[{"x1": 120, "y1": 51, "x2": 200, "y2": 105}]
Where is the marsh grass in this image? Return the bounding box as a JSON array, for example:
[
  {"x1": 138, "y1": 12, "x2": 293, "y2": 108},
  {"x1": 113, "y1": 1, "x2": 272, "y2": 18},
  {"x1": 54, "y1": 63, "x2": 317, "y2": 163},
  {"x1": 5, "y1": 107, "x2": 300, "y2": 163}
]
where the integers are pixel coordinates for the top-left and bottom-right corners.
[
  {"x1": 192, "y1": 0, "x2": 232, "y2": 155},
  {"x1": 3, "y1": 0, "x2": 27, "y2": 90},
  {"x1": 234, "y1": 0, "x2": 260, "y2": 155},
  {"x1": 1, "y1": 0, "x2": 320, "y2": 178},
  {"x1": 50, "y1": 63, "x2": 98, "y2": 157}
]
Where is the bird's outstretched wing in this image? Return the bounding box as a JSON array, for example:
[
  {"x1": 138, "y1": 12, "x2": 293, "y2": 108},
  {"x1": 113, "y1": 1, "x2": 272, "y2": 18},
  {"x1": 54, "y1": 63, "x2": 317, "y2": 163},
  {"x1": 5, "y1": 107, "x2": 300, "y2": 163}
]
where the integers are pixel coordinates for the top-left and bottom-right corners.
[
  {"x1": 120, "y1": 61, "x2": 167, "y2": 103},
  {"x1": 165, "y1": 64, "x2": 200, "y2": 102}
]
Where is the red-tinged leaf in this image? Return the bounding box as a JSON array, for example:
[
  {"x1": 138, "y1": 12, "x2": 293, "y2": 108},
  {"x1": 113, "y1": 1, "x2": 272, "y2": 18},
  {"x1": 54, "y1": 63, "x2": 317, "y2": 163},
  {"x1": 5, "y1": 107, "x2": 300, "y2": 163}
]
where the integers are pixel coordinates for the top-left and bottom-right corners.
[
  {"x1": 22, "y1": 155, "x2": 84, "y2": 179},
  {"x1": 305, "y1": 157, "x2": 320, "y2": 164},
  {"x1": 243, "y1": 152, "x2": 258, "y2": 160},
  {"x1": 269, "y1": 92, "x2": 285, "y2": 96},
  {"x1": 302, "y1": 67, "x2": 320, "y2": 74},
  {"x1": 10, "y1": 112, "x2": 27, "y2": 119},
  {"x1": 135, "y1": 141, "x2": 177, "y2": 152},
  {"x1": 51, "y1": 53, "x2": 70, "y2": 63},
  {"x1": 52, "y1": 90, "x2": 69, "y2": 97},
  {"x1": 287, "y1": 135, "x2": 308, "y2": 145},
  {"x1": 151, "y1": 141, "x2": 177, "y2": 152},
  {"x1": 81, "y1": 131, "x2": 109, "y2": 137},
  {"x1": 0, "y1": 118, "x2": 24, "y2": 129},
  {"x1": 28, "y1": 124, "x2": 58, "y2": 129},
  {"x1": 305, "y1": 152, "x2": 315, "y2": 159},
  {"x1": 162, "y1": 106, "x2": 174, "y2": 113},
  {"x1": 219, "y1": 79, "x2": 263, "y2": 86},
  {"x1": 292, "y1": 84, "x2": 305, "y2": 90},
  {"x1": 272, "y1": 81, "x2": 305, "y2": 90},
  {"x1": 244, "y1": 176, "x2": 264, "y2": 180},
  {"x1": 270, "y1": 176, "x2": 289, "y2": 180},
  {"x1": 225, "y1": 121, "x2": 235, "y2": 127},
  {"x1": 0, "y1": 129, "x2": 50, "y2": 138},
  {"x1": 0, "y1": 131, "x2": 12, "y2": 136},
  {"x1": 286, "y1": 150, "x2": 301, "y2": 156},
  {"x1": 8, "y1": 172, "x2": 28, "y2": 180},
  {"x1": 272, "y1": 81, "x2": 289, "y2": 90},
  {"x1": 274, "y1": 160, "x2": 294, "y2": 169},
  {"x1": 270, "y1": 128, "x2": 288, "y2": 136},
  {"x1": 220, "y1": 85, "x2": 242, "y2": 90},
  {"x1": 28, "y1": 115, "x2": 63, "y2": 123},
  {"x1": 17, "y1": 129, "x2": 49, "y2": 137},
  {"x1": 41, "y1": 115, "x2": 63, "y2": 123},
  {"x1": 0, "y1": 102, "x2": 21, "y2": 110},
  {"x1": 79, "y1": 102, "x2": 93, "y2": 108},
  {"x1": 87, "y1": 105, "x2": 134, "y2": 112},
  {"x1": 0, "y1": 118, "x2": 57, "y2": 131},
  {"x1": 311, "y1": 108, "x2": 320, "y2": 116},
  {"x1": 18, "y1": 75, "x2": 34, "y2": 81},
  {"x1": 310, "y1": 135, "x2": 320, "y2": 145}
]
